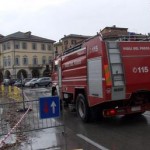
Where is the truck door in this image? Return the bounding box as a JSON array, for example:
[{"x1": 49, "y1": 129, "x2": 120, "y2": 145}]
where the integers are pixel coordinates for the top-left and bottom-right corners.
[{"x1": 88, "y1": 57, "x2": 103, "y2": 98}]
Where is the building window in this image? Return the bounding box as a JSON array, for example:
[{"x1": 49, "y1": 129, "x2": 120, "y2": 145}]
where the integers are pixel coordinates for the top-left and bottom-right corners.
[
  {"x1": 7, "y1": 42, "x2": 11, "y2": 49},
  {"x1": 23, "y1": 56, "x2": 28, "y2": 65},
  {"x1": 42, "y1": 56, "x2": 46, "y2": 65},
  {"x1": 3, "y1": 57, "x2": 7, "y2": 67},
  {"x1": 48, "y1": 56, "x2": 52, "y2": 64},
  {"x1": 47, "y1": 44, "x2": 52, "y2": 51},
  {"x1": 32, "y1": 43, "x2": 37, "y2": 50},
  {"x1": 14, "y1": 41, "x2": 20, "y2": 49},
  {"x1": 64, "y1": 40, "x2": 68, "y2": 45},
  {"x1": 65, "y1": 46, "x2": 68, "y2": 50},
  {"x1": 2, "y1": 43, "x2": 6, "y2": 50},
  {"x1": 33, "y1": 56, "x2": 38, "y2": 65},
  {"x1": 22, "y1": 42, "x2": 27, "y2": 49},
  {"x1": 8, "y1": 56, "x2": 11, "y2": 66},
  {"x1": 71, "y1": 40, "x2": 76, "y2": 44},
  {"x1": 41, "y1": 44, "x2": 46, "y2": 50},
  {"x1": 15, "y1": 56, "x2": 20, "y2": 66}
]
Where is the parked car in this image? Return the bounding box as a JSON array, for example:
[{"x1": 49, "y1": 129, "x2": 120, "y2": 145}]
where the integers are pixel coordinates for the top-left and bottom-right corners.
[
  {"x1": 3, "y1": 79, "x2": 18, "y2": 86},
  {"x1": 30, "y1": 77, "x2": 51, "y2": 88},
  {"x1": 14, "y1": 80, "x2": 22, "y2": 87},
  {"x1": 25, "y1": 78, "x2": 38, "y2": 87},
  {"x1": 2, "y1": 79, "x2": 10, "y2": 86},
  {"x1": 14, "y1": 78, "x2": 32, "y2": 87},
  {"x1": 22, "y1": 78, "x2": 32, "y2": 86}
]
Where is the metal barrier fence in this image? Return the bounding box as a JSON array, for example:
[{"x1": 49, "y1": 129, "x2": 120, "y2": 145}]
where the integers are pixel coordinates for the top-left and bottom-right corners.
[
  {"x1": 0, "y1": 99, "x2": 64, "y2": 136},
  {"x1": 0, "y1": 85, "x2": 65, "y2": 149}
]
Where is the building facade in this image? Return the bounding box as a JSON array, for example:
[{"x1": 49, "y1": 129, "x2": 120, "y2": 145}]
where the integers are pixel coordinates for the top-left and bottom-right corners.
[
  {"x1": 0, "y1": 31, "x2": 55, "y2": 81},
  {"x1": 54, "y1": 34, "x2": 91, "y2": 57},
  {"x1": 100, "y1": 25, "x2": 128, "y2": 40},
  {"x1": 54, "y1": 40, "x2": 63, "y2": 57},
  {"x1": 100, "y1": 25, "x2": 149, "y2": 41}
]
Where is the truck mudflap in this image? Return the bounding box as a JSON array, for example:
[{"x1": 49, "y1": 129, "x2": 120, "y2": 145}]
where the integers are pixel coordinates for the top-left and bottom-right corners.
[{"x1": 103, "y1": 103, "x2": 150, "y2": 117}]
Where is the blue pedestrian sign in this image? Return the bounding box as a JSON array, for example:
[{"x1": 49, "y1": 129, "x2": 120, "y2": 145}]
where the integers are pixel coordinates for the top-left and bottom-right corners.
[{"x1": 39, "y1": 96, "x2": 60, "y2": 119}]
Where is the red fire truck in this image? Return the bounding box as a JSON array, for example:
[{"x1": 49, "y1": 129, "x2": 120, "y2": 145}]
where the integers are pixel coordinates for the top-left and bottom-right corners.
[{"x1": 52, "y1": 34, "x2": 150, "y2": 122}]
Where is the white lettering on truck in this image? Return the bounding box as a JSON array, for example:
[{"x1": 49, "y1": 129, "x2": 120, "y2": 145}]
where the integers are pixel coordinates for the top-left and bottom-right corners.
[
  {"x1": 123, "y1": 47, "x2": 150, "y2": 50},
  {"x1": 65, "y1": 60, "x2": 82, "y2": 68},
  {"x1": 132, "y1": 66, "x2": 149, "y2": 73},
  {"x1": 88, "y1": 45, "x2": 99, "y2": 54}
]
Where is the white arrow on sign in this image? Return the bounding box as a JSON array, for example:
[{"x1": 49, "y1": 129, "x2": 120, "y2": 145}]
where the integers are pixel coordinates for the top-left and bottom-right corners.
[{"x1": 51, "y1": 101, "x2": 56, "y2": 114}]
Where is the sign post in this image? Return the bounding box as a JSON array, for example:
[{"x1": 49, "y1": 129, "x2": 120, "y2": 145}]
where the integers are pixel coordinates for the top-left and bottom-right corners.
[{"x1": 39, "y1": 96, "x2": 60, "y2": 119}]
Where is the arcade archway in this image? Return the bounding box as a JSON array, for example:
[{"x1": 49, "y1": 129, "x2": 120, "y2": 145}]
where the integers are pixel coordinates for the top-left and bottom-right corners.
[
  {"x1": 32, "y1": 69, "x2": 39, "y2": 78},
  {"x1": 17, "y1": 69, "x2": 27, "y2": 79},
  {"x1": 4, "y1": 70, "x2": 11, "y2": 79},
  {"x1": 0, "y1": 71, "x2": 3, "y2": 83},
  {"x1": 43, "y1": 65, "x2": 50, "y2": 77}
]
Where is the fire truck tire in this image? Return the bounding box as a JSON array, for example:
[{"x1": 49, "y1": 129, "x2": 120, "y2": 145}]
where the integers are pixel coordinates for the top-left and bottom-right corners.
[{"x1": 76, "y1": 94, "x2": 90, "y2": 122}]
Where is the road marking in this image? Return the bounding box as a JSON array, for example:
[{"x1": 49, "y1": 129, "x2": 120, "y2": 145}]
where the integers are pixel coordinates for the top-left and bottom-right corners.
[{"x1": 77, "y1": 134, "x2": 109, "y2": 150}]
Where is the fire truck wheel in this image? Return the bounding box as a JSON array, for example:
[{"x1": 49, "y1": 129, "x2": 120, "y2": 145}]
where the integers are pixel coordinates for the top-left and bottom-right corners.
[{"x1": 76, "y1": 94, "x2": 90, "y2": 122}]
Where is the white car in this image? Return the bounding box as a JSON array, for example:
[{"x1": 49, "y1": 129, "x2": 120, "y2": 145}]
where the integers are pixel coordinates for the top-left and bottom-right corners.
[
  {"x1": 25, "y1": 78, "x2": 38, "y2": 87},
  {"x1": 30, "y1": 77, "x2": 51, "y2": 88}
]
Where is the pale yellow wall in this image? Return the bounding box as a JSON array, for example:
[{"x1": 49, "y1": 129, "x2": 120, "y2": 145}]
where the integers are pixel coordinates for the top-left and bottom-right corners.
[
  {"x1": 0, "y1": 40, "x2": 54, "y2": 78},
  {"x1": 0, "y1": 41, "x2": 53, "y2": 64}
]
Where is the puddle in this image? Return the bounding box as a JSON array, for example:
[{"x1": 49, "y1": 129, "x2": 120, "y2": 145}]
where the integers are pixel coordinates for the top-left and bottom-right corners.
[{"x1": 19, "y1": 128, "x2": 64, "y2": 150}]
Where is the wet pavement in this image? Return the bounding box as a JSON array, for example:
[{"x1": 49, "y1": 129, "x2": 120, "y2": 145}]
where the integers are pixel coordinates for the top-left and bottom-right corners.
[
  {"x1": 1, "y1": 87, "x2": 150, "y2": 150},
  {"x1": 22, "y1": 88, "x2": 100, "y2": 150},
  {"x1": 0, "y1": 88, "x2": 95, "y2": 150}
]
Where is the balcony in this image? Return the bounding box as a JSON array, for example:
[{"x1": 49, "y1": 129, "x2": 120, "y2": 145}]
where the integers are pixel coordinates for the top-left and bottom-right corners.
[{"x1": 28, "y1": 64, "x2": 43, "y2": 69}]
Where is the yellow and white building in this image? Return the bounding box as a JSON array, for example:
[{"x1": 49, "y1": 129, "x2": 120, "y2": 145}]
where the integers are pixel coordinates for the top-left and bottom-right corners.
[{"x1": 0, "y1": 31, "x2": 55, "y2": 81}]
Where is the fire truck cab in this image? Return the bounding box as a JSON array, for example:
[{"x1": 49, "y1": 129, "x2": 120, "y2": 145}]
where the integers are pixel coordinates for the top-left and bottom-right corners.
[{"x1": 52, "y1": 34, "x2": 150, "y2": 122}]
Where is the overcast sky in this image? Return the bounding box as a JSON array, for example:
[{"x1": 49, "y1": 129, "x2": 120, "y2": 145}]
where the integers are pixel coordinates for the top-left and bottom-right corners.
[{"x1": 0, "y1": 0, "x2": 149, "y2": 42}]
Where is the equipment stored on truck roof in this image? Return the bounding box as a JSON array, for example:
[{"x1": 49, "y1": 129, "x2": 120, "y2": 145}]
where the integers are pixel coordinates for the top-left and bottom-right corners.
[{"x1": 52, "y1": 34, "x2": 150, "y2": 122}]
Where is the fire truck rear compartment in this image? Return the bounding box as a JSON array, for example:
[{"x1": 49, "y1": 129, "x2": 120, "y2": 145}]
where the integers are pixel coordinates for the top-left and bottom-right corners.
[
  {"x1": 62, "y1": 89, "x2": 150, "y2": 120},
  {"x1": 102, "y1": 90, "x2": 150, "y2": 117}
]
